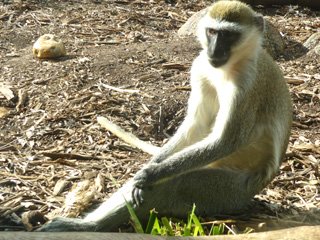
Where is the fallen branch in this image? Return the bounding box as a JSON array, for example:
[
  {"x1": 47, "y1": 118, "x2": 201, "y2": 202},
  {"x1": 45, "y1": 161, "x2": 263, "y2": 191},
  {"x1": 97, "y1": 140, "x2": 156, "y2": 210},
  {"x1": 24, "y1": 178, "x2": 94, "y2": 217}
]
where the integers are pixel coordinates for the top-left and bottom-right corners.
[
  {"x1": 162, "y1": 63, "x2": 188, "y2": 70},
  {"x1": 2, "y1": 226, "x2": 320, "y2": 240},
  {"x1": 174, "y1": 86, "x2": 191, "y2": 91},
  {"x1": 97, "y1": 116, "x2": 160, "y2": 155},
  {"x1": 100, "y1": 83, "x2": 139, "y2": 94},
  {"x1": 46, "y1": 179, "x2": 98, "y2": 219},
  {"x1": 285, "y1": 77, "x2": 305, "y2": 85},
  {"x1": 42, "y1": 152, "x2": 103, "y2": 160}
]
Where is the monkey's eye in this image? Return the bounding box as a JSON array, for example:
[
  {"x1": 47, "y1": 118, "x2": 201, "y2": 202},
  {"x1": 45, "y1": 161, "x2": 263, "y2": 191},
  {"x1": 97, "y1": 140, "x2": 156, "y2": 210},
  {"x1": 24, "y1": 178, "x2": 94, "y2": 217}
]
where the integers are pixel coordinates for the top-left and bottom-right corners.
[{"x1": 206, "y1": 28, "x2": 217, "y2": 36}]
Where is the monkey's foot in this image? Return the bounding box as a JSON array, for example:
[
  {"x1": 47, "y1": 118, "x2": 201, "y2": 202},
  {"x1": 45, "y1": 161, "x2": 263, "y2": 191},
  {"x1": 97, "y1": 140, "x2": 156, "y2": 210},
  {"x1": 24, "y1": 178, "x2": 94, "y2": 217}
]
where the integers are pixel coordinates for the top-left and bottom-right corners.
[{"x1": 36, "y1": 217, "x2": 97, "y2": 232}]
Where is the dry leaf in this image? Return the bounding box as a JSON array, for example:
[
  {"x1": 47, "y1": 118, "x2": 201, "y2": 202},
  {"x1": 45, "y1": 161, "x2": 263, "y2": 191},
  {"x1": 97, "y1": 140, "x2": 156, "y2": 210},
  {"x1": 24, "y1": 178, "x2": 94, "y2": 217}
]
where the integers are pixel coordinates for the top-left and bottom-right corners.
[
  {"x1": 0, "y1": 85, "x2": 14, "y2": 100},
  {"x1": 0, "y1": 107, "x2": 10, "y2": 118},
  {"x1": 53, "y1": 179, "x2": 70, "y2": 196},
  {"x1": 293, "y1": 143, "x2": 320, "y2": 154},
  {"x1": 48, "y1": 179, "x2": 97, "y2": 219},
  {"x1": 94, "y1": 173, "x2": 105, "y2": 192}
]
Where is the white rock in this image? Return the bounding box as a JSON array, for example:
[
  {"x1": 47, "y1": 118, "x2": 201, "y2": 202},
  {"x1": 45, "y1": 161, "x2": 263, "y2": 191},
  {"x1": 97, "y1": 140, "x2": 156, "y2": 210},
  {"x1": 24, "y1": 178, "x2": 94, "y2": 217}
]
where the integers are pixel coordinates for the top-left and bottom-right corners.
[{"x1": 33, "y1": 34, "x2": 66, "y2": 59}]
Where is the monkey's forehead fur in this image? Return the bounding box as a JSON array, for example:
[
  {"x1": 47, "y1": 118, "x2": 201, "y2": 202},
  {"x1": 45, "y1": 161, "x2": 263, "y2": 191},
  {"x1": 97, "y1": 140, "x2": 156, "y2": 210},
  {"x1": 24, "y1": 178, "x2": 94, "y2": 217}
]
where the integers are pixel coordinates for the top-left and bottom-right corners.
[{"x1": 208, "y1": 1, "x2": 256, "y2": 26}]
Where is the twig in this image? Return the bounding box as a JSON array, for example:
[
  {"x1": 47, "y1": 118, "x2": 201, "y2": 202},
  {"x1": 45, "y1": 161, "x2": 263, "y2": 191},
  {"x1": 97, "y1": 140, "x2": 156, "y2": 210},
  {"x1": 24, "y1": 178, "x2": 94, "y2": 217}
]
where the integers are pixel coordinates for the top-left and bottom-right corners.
[
  {"x1": 32, "y1": 78, "x2": 52, "y2": 85},
  {"x1": 285, "y1": 77, "x2": 306, "y2": 85},
  {"x1": 87, "y1": 40, "x2": 122, "y2": 45},
  {"x1": 158, "y1": 106, "x2": 164, "y2": 133},
  {"x1": 223, "y1": 223, "x2": 237, "y2": 235},
  {"x1": 174, "y1": 86, "x2": 191, "y2": 91},
  {"x1": 292, "y1": 121, "x2": 309, "y2": 129},
  {"x1": 42, "y1": 152, "x2": 103, "y2": 160},
  {"x1": 0, "y1": 140, "x2": 18, "y2": 152},
  {"x1": 16, "y1": 89, "x2": 28, "y2": 111},
  {"x1": 100, "y1": 83, "x2": 140, "y2": 94},
  {"x1": 0, "y1": 191, "x2": 26, "y2": 205},
  {"x1": 162, "y1": 63, "x2": 188, "y2": 70}
]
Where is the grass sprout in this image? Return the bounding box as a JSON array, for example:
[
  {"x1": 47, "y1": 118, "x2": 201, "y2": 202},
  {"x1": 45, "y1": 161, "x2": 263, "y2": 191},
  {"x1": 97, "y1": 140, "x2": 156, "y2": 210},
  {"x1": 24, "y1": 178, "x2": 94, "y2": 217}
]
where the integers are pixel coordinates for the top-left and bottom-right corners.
[{"x1": 125, "y1": 202, "x2": 250, "y2": 236}]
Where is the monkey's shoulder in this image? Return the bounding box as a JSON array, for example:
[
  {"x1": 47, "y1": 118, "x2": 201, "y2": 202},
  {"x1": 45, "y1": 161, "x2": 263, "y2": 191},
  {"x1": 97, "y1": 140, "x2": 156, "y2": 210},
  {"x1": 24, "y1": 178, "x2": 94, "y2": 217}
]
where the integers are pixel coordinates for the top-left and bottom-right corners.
[{"x1": 257, "y1": 49, "x2": 283, "y2": 79}]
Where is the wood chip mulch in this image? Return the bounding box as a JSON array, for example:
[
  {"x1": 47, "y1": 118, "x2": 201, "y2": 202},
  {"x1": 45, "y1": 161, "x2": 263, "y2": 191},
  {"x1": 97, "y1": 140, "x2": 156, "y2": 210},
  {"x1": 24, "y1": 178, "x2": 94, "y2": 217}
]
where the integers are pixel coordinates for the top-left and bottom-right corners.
[{"x1": 0, "y1": 0, "x2": 319, "y2": 233}]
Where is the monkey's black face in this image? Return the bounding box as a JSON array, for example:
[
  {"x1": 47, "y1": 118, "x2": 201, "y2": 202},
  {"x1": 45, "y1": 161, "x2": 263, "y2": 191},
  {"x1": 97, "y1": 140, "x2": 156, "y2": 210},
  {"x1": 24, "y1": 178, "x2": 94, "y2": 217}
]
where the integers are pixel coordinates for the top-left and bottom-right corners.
[{"x1": 206, "y1": 28, "x2": 241, "y2": 68}]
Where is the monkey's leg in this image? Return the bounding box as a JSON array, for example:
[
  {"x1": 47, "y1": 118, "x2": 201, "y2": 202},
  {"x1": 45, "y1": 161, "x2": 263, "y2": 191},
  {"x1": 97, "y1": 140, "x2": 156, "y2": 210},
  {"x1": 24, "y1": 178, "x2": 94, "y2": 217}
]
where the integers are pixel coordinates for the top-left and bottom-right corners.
[
  {"x1": 39, "y1": 168, "x2": 260, "y2": 232},
  {"x1": 38, "y1": 178, "x2": 178, "y2": 232},
  {"x1": 133, "y1": 167, "x2": 262, "y2": 218},
  {"x1": 140, "y1": 168, "x2": 259, "y2": 219},
  {"x1": 38, "y1": 180, "x2": 139, "y2": 232},
  {"x1": 168, "y1": 168, "x2": 262, "y2": 216}
]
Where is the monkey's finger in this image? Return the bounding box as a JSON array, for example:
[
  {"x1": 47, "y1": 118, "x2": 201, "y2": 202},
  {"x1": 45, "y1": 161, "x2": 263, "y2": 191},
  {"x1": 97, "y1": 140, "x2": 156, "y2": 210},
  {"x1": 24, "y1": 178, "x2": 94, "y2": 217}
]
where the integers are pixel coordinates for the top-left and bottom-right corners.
[
  {"x1": 138, "y1": 188, "x2": 144, "y2": 204},
  {"x1": 132, "y1": 188, "x2": 140, "y2": 207},
  {"x1": 132, "y1": 187, "x2": 144, "y2": 207}
]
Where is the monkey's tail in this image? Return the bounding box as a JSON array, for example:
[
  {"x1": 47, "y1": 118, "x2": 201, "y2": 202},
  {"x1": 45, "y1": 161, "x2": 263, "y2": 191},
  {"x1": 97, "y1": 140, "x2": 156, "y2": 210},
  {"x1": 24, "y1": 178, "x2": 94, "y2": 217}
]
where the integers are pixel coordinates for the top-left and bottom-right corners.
[{"x1": 97, "y1": 116, "x2": 160, "y2": 155}]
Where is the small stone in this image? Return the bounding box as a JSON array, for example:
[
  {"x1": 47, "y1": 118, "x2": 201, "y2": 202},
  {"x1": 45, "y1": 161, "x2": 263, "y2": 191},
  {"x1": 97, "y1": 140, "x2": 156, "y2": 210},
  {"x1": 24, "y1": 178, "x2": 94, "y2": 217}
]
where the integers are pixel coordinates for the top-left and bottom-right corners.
[{"x1": 32, "y1": 34, "x2": 66, "y2": 59}]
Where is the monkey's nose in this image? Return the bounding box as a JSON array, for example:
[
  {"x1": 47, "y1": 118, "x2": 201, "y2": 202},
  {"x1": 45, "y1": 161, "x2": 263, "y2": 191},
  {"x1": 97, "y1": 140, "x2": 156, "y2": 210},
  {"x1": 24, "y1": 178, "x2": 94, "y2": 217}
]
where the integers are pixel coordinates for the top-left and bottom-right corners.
[{"x1": 209, "y1": 56, "x2": 229, "y2": 68}]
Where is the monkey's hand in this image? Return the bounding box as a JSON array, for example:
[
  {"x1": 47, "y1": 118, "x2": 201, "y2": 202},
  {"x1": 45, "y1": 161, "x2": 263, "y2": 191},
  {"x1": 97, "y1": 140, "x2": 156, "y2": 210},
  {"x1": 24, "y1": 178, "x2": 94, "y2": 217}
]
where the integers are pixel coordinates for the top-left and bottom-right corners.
[
  {"x1": 150, "y1": 153, "x2": 167, "y2": 164},
  {"x1": 134, "y1": 163, "x2": 160, "y2": 187},
  {"x1": 36, "y1": 217, "x2": 97, "y2": 232},
  {"x1": 132, "y1": 163, "x2": 160, "y2": 206}
]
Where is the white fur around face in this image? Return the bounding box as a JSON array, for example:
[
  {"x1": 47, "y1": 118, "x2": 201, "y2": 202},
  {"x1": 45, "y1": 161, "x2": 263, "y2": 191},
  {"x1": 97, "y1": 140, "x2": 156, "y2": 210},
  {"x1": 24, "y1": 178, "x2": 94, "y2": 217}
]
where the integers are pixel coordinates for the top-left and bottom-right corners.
[
  {"x1": 197, "y1": 15, "x2": 245, "y2": 49},
  {"x1": 196, "y1": 14, "x2": 263, "y2": 75}
]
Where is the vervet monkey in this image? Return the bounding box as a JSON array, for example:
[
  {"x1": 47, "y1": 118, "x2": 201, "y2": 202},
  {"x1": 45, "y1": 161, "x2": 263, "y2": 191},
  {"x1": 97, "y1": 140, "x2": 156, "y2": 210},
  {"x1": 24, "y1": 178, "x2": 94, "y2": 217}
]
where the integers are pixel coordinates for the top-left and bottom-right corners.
[{"x1": 39, "y1": 0, "x2": 292, "y2": 232}]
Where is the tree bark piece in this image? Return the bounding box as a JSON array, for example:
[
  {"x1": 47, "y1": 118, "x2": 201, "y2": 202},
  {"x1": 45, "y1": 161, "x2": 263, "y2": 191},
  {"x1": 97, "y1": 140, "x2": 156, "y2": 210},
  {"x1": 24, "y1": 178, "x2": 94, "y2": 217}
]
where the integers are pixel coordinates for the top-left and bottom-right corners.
[{"x1": 1, "y1": 226, "x2": 320, "y2": 240}]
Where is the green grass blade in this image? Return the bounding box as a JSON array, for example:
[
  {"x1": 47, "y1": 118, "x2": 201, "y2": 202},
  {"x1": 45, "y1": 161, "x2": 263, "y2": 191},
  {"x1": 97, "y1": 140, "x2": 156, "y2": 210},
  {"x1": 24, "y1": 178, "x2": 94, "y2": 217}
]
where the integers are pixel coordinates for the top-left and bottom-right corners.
[
  {"x1": 243, "y1": 227, "x2": 254, "y2": 234},
  {"x1": 161, "y1": 217, "x2": 174, "y2": 236},
  {"x1": 145, "y1": 209, "x2": 158, "y2": 234},
  {"x1": 175, "y1": 222, "x2": 182, "y2": 235},
  {"x1": 151, "y1": 217, "x2": 161, "y2": 235},
  {"x1": 191, "y1": 213, "x2": 205, "y2": 236},
  {"x1": 219, "y1": 223, "x2": 225, "y2": 234},
  {"x1": 183, "y1": 203, "x2": 197, "y2": 236},
  {"x1": 212, "y1": 225, "x2": 219, "y2": 235},
  {"x1": 183, "y1": 223, "x2": 191, "y2": 236},
  {"x1": 187, "y1": 204, "x2": 196, "y2": 229},
  {"x1": 183, "y1": 212, "x2": 193, "y2": 235},
  {"x1": 193, "y1": 226, "x2": 199, "y2": 236},
  {"x1": 210, "y1": 223, "x2": 225, "y2": 235},
  {"x1": 124, "y1": 197, "x2": 144, "y2": 233}
]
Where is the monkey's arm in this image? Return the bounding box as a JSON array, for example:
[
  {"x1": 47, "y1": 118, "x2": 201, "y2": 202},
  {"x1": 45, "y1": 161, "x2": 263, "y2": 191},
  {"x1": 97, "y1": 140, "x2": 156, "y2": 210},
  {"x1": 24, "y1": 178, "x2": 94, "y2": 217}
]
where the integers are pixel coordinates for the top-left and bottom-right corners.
[
  {"x1": 149, "y1": 75, "x2": 215, "y2": 164},
  {"x1": 149, "y1": 115, "x2": 200, "y2": 164},
  {"x1": 134, "y1": 94, "x2": 257, "y2": 187}
]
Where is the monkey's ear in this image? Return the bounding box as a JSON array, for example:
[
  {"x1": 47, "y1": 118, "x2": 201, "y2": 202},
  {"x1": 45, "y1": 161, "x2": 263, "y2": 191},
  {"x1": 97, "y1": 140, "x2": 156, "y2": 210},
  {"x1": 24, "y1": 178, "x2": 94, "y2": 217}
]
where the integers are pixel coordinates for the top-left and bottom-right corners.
[{"x1": 254, "y1": 15, "x2": 265, "y2": 33}]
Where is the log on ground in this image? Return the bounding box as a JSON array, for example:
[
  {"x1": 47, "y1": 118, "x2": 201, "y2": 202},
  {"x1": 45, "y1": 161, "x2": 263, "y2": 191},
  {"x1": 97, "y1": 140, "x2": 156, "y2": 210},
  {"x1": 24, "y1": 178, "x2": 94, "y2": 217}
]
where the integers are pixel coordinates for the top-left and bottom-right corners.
[{"x1": 1, "y1": 226, "x2": 320, "y2": 240}]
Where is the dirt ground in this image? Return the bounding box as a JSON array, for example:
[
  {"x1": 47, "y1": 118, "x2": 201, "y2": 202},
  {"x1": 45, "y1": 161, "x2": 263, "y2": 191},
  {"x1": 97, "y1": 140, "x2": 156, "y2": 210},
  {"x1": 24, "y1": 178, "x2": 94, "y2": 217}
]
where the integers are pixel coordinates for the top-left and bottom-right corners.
[{"x1": 0, "y1": 0, "x2": 319, "y2": 234}]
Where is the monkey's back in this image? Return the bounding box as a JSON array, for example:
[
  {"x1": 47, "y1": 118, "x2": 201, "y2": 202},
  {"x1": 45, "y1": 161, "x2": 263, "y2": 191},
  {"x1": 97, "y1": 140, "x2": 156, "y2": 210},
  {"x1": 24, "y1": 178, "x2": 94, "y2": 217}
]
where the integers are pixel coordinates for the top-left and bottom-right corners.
[
  {"x1": 255, "y1": 49, "x2": 292, "y2": 132},
  {"x1": 255, "y1": 49, "x2": 292, "y2": 170}
]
